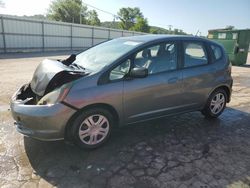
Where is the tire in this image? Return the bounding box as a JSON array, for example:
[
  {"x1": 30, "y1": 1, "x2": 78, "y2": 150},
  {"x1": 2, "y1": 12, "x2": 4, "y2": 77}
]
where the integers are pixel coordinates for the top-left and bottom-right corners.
[
  {"x1": 71, "y1": 108, "x2": 114, "y2": 149},
  {"x1": 201, "y1": 89, "x2": 227, "y2": 119}
]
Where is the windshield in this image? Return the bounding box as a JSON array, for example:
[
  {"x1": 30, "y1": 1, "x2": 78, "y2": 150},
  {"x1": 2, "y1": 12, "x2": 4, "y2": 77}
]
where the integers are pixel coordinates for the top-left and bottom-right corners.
[{"x1": 74, "y1": 39, "x2": 142, "y2": 72}]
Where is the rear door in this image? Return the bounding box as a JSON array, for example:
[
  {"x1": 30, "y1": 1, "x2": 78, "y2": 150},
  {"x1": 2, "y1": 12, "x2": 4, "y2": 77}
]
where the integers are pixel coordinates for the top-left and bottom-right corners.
[
  {"x1": 123, "y1": 41, "x2": 184, "y2": 123},
  {"x1": 180, "y1": 40, "x2": 216, "y2": 109}
]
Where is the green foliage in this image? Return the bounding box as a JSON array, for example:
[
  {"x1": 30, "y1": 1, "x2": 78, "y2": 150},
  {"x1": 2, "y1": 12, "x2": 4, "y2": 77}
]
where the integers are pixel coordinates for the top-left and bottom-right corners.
[
  {"x1": 46, "y1": 2, "x2": 187, "y2": 33},
  {"x1": 150, "y1": 26, "x2": 186, "y2": 35},
  {"x1": 87, "y1": 10, "x2": 101, "y2": 26},
  {"x1": 130, "y1": 17, "x2": 150, "y2": 33},
  {"x1": 150, "y1": 26, "x2": 171, "y2": 34},
  {"x1": 225, "y1": 25, "x2": 235, "y2": 30},
  {"x1": 23, "y1": 14, "x2": 47, "y2": 20},
  {"x1": 101, "y1": 21, "x2": 120, "y2": 29},
  {"x1": 47, "y1": 0, "x2": 87, "y2": 24},
  {"x1": 117, "y1": 7, "x2": 143, "y2": 30},
  {"x1": 101, "y1": 21, "x2": 187, "y2": 35},
  {"x1": 173, "y1": 29, "x2": 186, "y2": 35}
]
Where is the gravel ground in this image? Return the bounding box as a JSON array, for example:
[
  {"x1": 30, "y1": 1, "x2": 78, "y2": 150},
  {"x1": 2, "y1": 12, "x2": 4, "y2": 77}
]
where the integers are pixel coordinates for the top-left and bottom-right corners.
[{"x1": 0, "y1": 53, "x2": 250, "y2": 188}]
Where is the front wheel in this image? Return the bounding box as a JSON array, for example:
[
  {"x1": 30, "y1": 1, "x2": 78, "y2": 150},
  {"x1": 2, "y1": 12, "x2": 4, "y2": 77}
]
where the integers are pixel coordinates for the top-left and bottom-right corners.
[
  {"x1": 71, "y1": 108, "x2": 113, "y2": 149},
  {"x1": 201, "y1": 89, "x2": 227, "y2": 119}
]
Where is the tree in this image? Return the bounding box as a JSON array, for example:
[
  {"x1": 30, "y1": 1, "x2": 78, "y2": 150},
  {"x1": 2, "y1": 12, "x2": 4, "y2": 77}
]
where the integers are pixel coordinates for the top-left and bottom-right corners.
[
  {"x1": 23, "y1": 14, "x2": 46, "y2": 20},
  {"x1": 47, "y1": 0, "x2": 88, "y2": 24},
  {"x1": 101, "y1": 21, "x2": 120, "y2": 29},
  {"x1": 225, "y1": 25, "x2": 235, "y2": 30},
  {"x1": 150, "y1": 28, "x2": 158, "y2": 34},
  {"x1": 172, "y1": 28, "x2": 186, "y2": 35},
  {"x1": 130, "y1": 17, "x2": 149, "y2": 33},
  {"x1": 173, "y1": 28, "x2": 179, "y2": 34},
  {"x1": 117, "y1": 7, "x2": 143, "y2": 30},
  {"x1": 87, "y1": 10, "x2": 101, "y2": 26}
]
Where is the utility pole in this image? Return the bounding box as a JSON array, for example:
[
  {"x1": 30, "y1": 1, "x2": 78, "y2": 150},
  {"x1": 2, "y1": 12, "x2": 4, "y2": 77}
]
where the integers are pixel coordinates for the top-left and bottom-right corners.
[{"x1": 79, "y1": 8, "x2": 84, "y2": 24}]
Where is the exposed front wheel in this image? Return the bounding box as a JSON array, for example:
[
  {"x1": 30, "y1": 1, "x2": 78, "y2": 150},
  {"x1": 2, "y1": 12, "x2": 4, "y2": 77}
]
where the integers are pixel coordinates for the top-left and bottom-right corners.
[
  {"x1": 202, "y1": 89, "x2": 227, "y2": 119},
  {"x1": 71, "y1": 108, "x2": 113, "y2": 149}
]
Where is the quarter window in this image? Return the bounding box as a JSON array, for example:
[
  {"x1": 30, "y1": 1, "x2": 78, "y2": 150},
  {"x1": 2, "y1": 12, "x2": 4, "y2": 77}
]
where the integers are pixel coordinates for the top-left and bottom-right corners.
[
  {"x1": 184, "y1": 42, "x2": 208, "y2": 68},
  {"x1": 109, "y1": 59, "x2": 131, "y2": 81},
  {"x1": 134, "y1": 42, "x2": 177, "y2": 74},
  {"x1": 211, "y1": 45, "x2": 222, "y2": 60}
]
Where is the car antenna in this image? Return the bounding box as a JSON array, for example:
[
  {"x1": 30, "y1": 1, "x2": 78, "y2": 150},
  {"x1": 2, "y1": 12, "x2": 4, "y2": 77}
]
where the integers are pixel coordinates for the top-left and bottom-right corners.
[{"x1": 195, "y1": 30, "x2": 200, "y2": 36}]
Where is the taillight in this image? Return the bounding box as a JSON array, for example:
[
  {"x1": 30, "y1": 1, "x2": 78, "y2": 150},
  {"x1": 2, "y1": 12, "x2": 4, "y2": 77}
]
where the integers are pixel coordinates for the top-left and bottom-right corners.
[
  {"x1": 227, "y1": 55, "x2": 232, "y2": 75},
  {"x1": 228, "y1": 62, "x2": 232, "y2": 75}
]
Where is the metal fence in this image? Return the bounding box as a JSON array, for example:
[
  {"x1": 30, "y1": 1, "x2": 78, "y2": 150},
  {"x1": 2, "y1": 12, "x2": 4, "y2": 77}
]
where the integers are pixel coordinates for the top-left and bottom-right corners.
[{"x1": 0, "y1": 14, "x2": 144, "y2": 53}]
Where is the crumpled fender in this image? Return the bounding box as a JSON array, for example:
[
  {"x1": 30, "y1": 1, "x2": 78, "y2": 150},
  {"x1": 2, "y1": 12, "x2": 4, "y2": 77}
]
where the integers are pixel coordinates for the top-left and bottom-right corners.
[{"x1": 30, "y1": 59, "x2": 86, "y2": 96}]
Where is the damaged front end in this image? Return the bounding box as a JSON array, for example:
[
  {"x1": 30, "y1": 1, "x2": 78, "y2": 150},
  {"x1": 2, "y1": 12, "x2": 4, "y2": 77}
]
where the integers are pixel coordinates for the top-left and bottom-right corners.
[
  {"x1": 10, "y1": 56, "x2": 88, "y2": 140},
  {"x1": 15, "y1": 57, "x2": 88, "y2": 105},
  {"x1": 13, "y1": 82, "x2": 71, "y2": 106}
]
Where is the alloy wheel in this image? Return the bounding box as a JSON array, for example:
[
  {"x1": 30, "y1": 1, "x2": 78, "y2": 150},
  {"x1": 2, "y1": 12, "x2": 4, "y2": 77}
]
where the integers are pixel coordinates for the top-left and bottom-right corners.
[
  {"x1": 78, "y1": 114, "x2": 109, "y2": 145},
  {"x1": 209, "y1": 93, "x2": 225, "y2": 114}
]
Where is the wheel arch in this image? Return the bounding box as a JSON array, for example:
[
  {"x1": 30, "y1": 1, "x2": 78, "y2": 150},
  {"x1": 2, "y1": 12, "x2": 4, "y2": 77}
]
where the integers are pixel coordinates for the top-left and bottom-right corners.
[
  {"x1": 64, "y1": 103, "x2": 120, "y2": 141},
  {"x1": 209, "y1": 85, "x2": 231, "y2": 103}
]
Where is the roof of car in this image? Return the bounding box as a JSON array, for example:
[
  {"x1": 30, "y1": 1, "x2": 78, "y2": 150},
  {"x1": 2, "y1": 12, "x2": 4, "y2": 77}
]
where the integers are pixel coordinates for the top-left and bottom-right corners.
[{"x1": 120, "y1": 34, "x2": 212, "y2": 43}]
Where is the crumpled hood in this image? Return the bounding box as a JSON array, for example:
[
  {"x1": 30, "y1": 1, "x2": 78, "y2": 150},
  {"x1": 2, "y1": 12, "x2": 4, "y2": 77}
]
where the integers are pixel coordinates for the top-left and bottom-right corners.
[{"x1": 30, "y1": 59, "x2": 85, "y2": 96}]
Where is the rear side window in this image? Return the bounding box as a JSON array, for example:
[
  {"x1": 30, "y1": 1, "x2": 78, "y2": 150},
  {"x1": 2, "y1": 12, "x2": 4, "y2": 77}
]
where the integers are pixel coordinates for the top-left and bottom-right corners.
[
  {"x1": 211, "y1": 44, "x2": 222, "y2": 61},
  {"x1": 184, "y1": 42, "x2": 208, "y2": 68}
]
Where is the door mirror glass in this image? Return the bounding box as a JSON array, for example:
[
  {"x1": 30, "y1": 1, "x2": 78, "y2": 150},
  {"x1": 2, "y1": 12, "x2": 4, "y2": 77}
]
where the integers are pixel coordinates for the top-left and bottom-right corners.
[{"x1": 129, "y1": 67, "x2": 148, "y2": 78}]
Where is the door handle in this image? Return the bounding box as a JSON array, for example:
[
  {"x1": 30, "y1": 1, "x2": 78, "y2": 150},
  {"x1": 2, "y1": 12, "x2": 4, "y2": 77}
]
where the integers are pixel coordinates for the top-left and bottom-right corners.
[{"x1": 168, "y1": 77, "x2": 178, "y2": 84}]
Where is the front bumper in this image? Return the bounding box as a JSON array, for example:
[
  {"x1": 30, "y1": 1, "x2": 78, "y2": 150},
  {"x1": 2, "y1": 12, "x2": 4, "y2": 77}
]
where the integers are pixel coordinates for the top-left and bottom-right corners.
[{"x1": 10, "y1": 85, "x2": 76, "y2": 141}]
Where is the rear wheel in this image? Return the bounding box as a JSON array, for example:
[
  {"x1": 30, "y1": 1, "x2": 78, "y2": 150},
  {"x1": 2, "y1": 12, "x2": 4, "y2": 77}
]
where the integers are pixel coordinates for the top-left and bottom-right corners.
[
  {"x1": 201, "y1": 89, "x2": 227, "y2": 119},
  {"x1": 71, "y1": 108, "x2": 113, "y2": 149}
]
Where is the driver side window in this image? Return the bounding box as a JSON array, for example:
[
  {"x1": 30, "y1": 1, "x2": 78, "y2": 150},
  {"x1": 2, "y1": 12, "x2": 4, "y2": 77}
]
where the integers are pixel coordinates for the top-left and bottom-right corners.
[{"x1": 109, "y1": 59, "x2": 131, "y2": 81}]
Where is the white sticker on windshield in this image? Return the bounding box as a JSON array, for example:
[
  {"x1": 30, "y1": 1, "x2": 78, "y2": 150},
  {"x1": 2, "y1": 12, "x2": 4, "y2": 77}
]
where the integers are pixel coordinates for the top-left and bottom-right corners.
[{"x1": 123, "y1": 41, "x2": 142, "y2": 46}]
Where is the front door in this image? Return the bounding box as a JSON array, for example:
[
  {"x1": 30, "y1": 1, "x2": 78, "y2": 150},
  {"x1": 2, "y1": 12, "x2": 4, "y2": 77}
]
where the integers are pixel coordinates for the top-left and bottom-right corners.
[{"x1": 123, "y1": 41, "x2": 183, "y2": 123}]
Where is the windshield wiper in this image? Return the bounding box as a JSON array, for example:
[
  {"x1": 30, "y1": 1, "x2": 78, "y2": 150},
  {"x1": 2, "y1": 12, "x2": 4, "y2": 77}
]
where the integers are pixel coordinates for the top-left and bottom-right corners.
[
  {"x1": 71, "y1": 63, "x2": 85, "y2": 70},
  {"x1": 61, "y1": 54, "x2": 76, "y2": 66}
]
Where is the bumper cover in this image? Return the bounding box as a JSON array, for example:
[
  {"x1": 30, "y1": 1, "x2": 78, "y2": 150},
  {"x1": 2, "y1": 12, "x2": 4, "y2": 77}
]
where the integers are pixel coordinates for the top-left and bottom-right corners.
[{"x1": 10, "y1": 86, "x2": 76, "y2": 141}]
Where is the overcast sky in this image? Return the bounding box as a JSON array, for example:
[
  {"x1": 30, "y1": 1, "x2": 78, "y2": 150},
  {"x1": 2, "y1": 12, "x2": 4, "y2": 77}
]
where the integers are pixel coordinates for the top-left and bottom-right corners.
[{"x1": 0, "y1": 0, "x2": 249, "y2": 35}]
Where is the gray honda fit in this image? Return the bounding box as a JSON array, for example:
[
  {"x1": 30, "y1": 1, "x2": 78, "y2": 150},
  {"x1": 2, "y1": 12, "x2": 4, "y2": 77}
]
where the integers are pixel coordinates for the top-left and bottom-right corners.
[{"x1": 10, "y1": 35, "x2": 233, "y2": 149}]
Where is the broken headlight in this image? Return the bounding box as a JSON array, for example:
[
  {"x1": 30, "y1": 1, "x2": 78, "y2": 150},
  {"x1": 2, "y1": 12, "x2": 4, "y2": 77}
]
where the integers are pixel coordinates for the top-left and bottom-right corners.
[{"x1": 37, "y1": 84, "x2": 71, "y2": 105}]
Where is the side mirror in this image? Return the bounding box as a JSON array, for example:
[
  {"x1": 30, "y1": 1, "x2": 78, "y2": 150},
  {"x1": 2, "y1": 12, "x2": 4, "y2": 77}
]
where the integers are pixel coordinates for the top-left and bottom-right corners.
[{"x1": 129, "y1": 67, "x2": 148, "y2": 78}]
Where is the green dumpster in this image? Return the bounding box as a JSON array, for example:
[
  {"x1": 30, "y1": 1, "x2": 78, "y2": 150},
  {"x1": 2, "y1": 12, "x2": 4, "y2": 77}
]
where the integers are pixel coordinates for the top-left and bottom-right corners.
[{"x1": 208, "y1": 29, "x2": 250, "y2": 65}]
